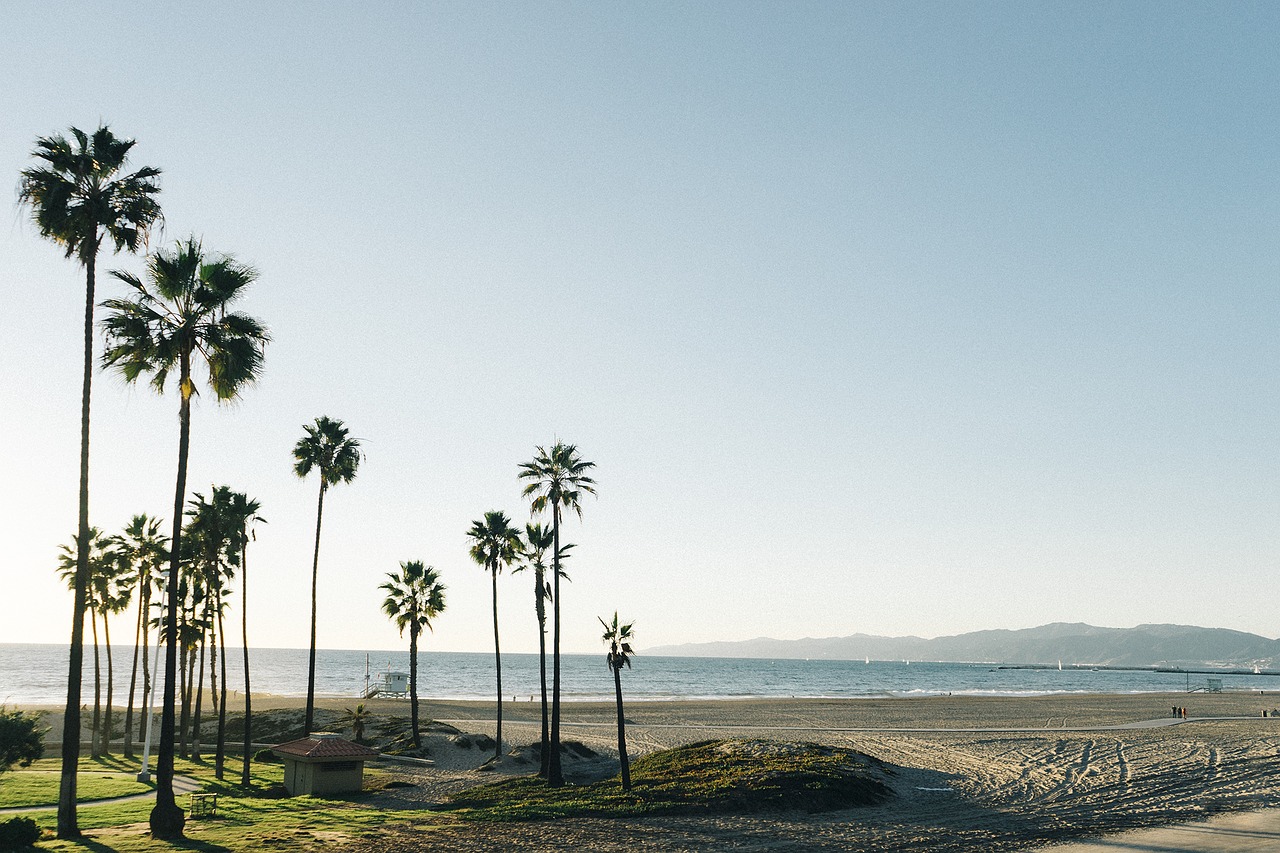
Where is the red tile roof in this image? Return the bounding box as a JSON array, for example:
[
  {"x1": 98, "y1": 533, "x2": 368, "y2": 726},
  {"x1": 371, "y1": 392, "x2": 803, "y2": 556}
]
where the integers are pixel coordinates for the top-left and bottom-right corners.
[{"x1": 272, "y1": 734, "x2": 379, "y2": 759}]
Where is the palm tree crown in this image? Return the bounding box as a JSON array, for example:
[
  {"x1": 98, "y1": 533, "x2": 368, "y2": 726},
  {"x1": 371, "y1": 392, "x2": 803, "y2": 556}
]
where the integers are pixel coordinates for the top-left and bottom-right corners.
[
  {"x1": 18, "y1": 125, "x2": 162, "y2": 263},
  {"x1": 600, "y1": 613, "x2": 635, "y2": 672},
  {"x1": 380, "y1": 561, "x2": 447, "y2": 638},
  {"x1": 518, "y1": 443, "x2": 597, "y2": 521},
  {"x1": 467, "y1": 512, "x2": 523, "y2": 577},
  {"x1": 293, "y1": 417, "x2": 361, "y2": 486},
  {"x1": 102, "y1": 237, "x2": 268, "y2": 401}
]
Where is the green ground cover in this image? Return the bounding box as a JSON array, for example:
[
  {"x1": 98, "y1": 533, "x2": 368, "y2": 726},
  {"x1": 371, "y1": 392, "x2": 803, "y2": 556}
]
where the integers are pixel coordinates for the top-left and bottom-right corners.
[
  {"x1": 1, "y1": 757, "x2": 153, "y2": 808},
  {"x1": 446, "y1": 739, "x2": 895, "y2": 822},
  {"x1": 2, "y1": 754, "x2": 420, "y2": 852}
]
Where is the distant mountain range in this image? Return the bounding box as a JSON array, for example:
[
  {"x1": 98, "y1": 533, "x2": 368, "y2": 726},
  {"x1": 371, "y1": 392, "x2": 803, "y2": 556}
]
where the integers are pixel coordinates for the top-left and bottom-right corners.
[{"x1": 645, "y1": 623, "x2": 1280, "y2": 668}]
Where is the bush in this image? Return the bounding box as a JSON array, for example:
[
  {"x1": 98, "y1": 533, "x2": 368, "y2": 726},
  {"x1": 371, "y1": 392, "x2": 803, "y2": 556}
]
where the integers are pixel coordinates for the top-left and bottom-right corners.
[
  {"x1": 0, "y1": 708, "x2": 44, "y2": 773},
  {"x1": 254, "y1": 748, "x2": 281, "y2": 763},
  {"x1": 0, "y1": 816, "x2": 40, "y2": 849}
]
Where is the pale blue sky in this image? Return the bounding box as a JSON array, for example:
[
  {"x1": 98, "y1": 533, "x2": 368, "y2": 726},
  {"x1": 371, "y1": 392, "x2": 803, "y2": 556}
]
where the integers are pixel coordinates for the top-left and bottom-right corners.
[{"x1": 1, "y1": 2, "x2": 1277, "y2": 656}]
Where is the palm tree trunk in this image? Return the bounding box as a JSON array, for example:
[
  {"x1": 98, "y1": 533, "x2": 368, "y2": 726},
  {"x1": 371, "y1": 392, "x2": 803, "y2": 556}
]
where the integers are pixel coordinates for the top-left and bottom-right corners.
[
  {"x1": 192, "y1": 619, "x2": 207, "y2": 760},
  {"x1": 124, "y1": 582, "x2": 145, "y2": 758},
  {"x1": 215, "y1": 593, "x2": 229, "y2": 779},
  {"x1": 151, "y1": 376, "x2": 192, "y2": 840},
  {"x1": 241, "y1": 538, "x2": 252, "y2": 787},
  {"x1": 492, "y1": 567, "x2": 502, "y2": 761},
  {"x1": 548, "y1": 506, "x2": 564, "y2": 786},
  {"x1": 409, "y1": 626, "x2": 420, "y2": 749},
  {"x1": 179, "y1": 623, "x2": 190, "y2": 758},
  {"x1": 536, "y1": 571, "x2": 549, "y2": 778},
  {"x1": 138, "y1": 585, "x2": 152, "y2": 743},
  {"x1": 57, "y1": 240, "x2": 97, "y2": 839},
  {"x1": 103, "y1": 614, "x2": 115, "y2": 755},
  {"x1": 304, "y1": 482, "x2": 326, "y2": 736},
  {"x1": 613, "y1": 665, "x2": 630, "y2": 791},
  {"x1": 90, "y1": 611, "x2": 102, "y2": 759}
]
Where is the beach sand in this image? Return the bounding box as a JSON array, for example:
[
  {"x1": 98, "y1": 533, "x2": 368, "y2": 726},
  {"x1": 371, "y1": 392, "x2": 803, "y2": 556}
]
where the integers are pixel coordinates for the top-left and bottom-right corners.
[{"x1": 19, "y1": 691, "x2": 1280, "y2": 851}]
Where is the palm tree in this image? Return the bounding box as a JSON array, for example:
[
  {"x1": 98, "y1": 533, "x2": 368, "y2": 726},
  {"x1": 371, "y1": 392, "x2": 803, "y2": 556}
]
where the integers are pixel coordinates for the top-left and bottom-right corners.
[
  {"x1": 225, "y1": 491, "x2": 264, "y2": 786},
  {"x1": 511, "y1": 523, "x2": 573, "y2": 777},
  {"x1": 600, "y1": 613, "x2": 635, "y2": 791},
  {"x1": 337, "y1": 704, "x2": 373, "y2": 744},
  {"x1": 102, "y1": 237, "x2": 267, "y2": 840},
  {"x1": 18, "y1": 125, "x2": 162, "y2": 839},
  {"x1": 97, "y1": 559, "x2": 133, "y2": 757},
  {"x1": 518, "y1": 443, "x2": 596, "y2": 786},
  {"x1": 293, "y1": 416, "x2": 361, "y2": 736},
  {"x1": 56, "y1": 529, "x2": 116, "y2": 759},
  {"x1": 467, "y1": 512, "x2": 522, "y2": 762},
  {"x1": 379, "y1": 561, "x2": 446, "y2": 749},
  {"x1": 115, "y1": 515, "x2": 166, "y2": 759},
  {"x1": 187, "y1": 487, "x2": 238, "y2": 778}
]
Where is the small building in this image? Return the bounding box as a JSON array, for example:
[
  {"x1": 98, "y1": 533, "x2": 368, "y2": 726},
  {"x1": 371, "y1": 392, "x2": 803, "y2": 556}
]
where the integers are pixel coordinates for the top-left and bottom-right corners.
[
  {"x1": 272, "y1": 733, "x2": 379, "y2": 796},
  {"x1": 382, "y1": 671, "x2": 410, "y2": 697}
]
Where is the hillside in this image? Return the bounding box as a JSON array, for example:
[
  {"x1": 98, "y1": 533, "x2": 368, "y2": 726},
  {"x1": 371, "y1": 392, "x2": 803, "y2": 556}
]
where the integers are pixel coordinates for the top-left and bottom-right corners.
[{"x1": 644, "y1": 623, "x2": 1280, "y2": 668}]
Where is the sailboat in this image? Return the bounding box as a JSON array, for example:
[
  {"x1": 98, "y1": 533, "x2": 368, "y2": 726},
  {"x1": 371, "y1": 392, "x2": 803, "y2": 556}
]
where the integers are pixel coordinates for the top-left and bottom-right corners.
[{"x1": 1058, "y1": 660, "x2": 1062, "y2": 671}]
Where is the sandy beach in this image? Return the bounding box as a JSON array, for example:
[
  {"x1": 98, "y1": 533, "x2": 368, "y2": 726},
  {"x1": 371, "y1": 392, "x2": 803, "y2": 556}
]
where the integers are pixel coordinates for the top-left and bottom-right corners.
[{"x1": 19, "y1": 690, "x2": 1280, "y2": 850}]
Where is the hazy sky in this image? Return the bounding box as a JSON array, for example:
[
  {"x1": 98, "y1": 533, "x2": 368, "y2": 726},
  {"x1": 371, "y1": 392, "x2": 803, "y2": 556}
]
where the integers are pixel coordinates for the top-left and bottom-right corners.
[{"x1": 2, "y1": 2, "x2": 1278, "y2": 658}]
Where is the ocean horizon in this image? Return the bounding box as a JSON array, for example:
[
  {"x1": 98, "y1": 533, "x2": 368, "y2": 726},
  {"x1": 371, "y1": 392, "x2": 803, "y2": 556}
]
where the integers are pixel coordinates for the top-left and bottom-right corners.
[{"x1": 2, "y1": 643, "x2": 1275, "y2": 708}]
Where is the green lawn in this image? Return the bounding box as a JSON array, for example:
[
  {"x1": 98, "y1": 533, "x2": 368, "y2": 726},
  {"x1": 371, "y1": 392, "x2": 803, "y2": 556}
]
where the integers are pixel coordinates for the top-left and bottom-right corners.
[
  {"x1": 3, "y1": 754, "x2": 430, "y2": 852},
  {"x1": 1, "y1": 757, "x2": 153, "y2": 808}
]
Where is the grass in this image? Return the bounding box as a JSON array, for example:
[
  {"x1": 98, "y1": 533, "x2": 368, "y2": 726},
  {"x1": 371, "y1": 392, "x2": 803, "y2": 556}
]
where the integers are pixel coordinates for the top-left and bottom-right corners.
[
  {"x1": 446, "y1": 739, "x2": 895, "y2": 822},
  {"x1": 0, "y1": 757, "x2": 151, "y2": 808},
  {"x1": 4, "y1": 753, "x2": 430, "y2": 852}
]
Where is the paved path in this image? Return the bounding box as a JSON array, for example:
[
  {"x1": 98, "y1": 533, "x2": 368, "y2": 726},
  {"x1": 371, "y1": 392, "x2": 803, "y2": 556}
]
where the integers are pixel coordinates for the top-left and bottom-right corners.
[
  {"x1": 1043, "y1": 808, "x2": 1280, "y2": 852},
  {"x1": 0, "y1": 774, "x2": 201, "y2": 815}
]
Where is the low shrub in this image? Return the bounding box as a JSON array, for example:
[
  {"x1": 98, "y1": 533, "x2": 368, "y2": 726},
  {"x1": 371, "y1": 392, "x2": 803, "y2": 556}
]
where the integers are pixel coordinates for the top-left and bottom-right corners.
[{"x1": 0, "y1": 816, "x2": 40, "y2": 849}]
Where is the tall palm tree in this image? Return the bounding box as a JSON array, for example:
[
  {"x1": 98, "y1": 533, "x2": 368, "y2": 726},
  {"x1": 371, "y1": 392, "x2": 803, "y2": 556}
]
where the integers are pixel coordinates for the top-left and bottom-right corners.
[
  {"x1": 18, "y1": 125, "x2": 161, "y2": 839},
  {"x1": 225, "y1": 491, "x2": 264, "y2": 786},
  {"x1": 467, "y1": 512, "x2": 522, "y2": 762},
  {"x1": 511, "y1": 523, "x2": 573, "y2": 777},
  {"x1": 600, "y1": 613, "x2": 635, "y2": 791},
  {"x1": 102, "y1": 237, "x2": 267, "y2": 840},
  {"x1": 114, "y1": 515, "x2": 166, "y2": 759},
  {"x1": 292, "y1": 416, "x2": 361, "y2": 736},
  {"x1": 379, "y1": 561, "x2": 446, "y2": 749},
  {"x1": 518, "y1": 443, "x2": 596, "y2": 786}
]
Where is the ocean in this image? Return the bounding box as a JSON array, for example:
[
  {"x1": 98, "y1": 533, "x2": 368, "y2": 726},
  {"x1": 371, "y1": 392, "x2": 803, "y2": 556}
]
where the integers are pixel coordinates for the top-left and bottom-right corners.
[{"x1": 0, "y1": 643, "x2": 1274, "y2": 707}]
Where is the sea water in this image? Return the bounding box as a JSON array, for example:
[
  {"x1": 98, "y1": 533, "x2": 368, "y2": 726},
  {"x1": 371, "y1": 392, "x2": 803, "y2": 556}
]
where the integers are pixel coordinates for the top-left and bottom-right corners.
[{"x1": 0, "y1": 643, "x2": 1273, "y2": 707}]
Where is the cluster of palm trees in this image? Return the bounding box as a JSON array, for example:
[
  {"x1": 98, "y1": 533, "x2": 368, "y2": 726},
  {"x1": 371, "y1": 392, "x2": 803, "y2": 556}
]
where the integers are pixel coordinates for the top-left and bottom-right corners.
[
  {"x1": 22, "y1": 120, "x2": 633, "y2": 843},
  {"x1": 20, "y1": 124, "x2": 269, "y2": 840}
]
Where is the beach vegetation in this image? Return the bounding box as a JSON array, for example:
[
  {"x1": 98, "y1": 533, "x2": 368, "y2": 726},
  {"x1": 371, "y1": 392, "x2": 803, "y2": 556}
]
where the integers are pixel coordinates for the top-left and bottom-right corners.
[
  {"x1": 518, "y1": 442, "x2": 596, "y2": 787},
  {"x1": 292, "y1": 416, "x2": 362, "y2": 737},
  {"x1": 0, "y1": 707, "x2": 45, "y2": 774},
  {"x1": 448, "y1": 739, "x2": 893, "y2": 821},
  {"x1": 379, "y1": 561, "x2": 447, "y2": 748},
  {"x1": 102, "y1": 236, "x2": 269, "y2": 840},
  {"x1": 600, "y1": 612, "x2": 635, "y2": 791},
  {"x1": 466, "y1": 512, "x2": 524, "y2": 761},
  {"x1": 18, "y1": 124, "x2": 162, "y2": 840}
]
